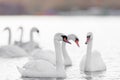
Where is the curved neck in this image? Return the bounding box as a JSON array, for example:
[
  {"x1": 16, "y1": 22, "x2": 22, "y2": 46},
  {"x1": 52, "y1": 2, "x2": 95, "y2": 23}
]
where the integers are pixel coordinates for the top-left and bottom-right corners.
[
  {"x1": 8, "y1": 29, "x2": 11, "y2": 45},
  {"x1": 85, "y1": 39, "x2": 93, "y2": 71},
  {"x1": 62, "y1": 42, "x2": 71, "y2": 63},
  {"x1": 5, "y1": 28, "x2": 11, "y2": 45},
  {"x1": 30, "y1": 29, "x2": 34, "y2": 42},
  {"x1": 54, "y1": 40, "x2": 64, "y2": 71},
  {"x1": 20, "y1": 27, "x2": 23, "y2": 42},
  {"x1": 87, "y1": 39, "x2": 92, "y2": 55}
]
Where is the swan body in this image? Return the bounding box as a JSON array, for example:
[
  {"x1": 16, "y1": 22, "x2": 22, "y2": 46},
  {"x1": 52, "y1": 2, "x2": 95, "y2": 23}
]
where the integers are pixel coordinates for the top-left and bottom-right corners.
[
  {"x1": 20, "y1": 41, "x2": 39, "y2": 53},
  {"x1": 80, "y1": 50, "x2": 106, "y2": 71},
  {"x1": 0, "y1": 45, "x2": 28, "y2": 58},
  {"x1": 17, "y1": 33, "x2": 70, "y2": 78},
  {"x1": 0, "y1": 27, "x2": 28, "y2": 58},
  {"x1": 31, "y1": 34, "x2": 79, "y2": 67},
  {"x1": 17, "y1": 60, "x2": 56, "y2": 77},
  {"x1": 80, "y1": 32, "x2": 106, "y2": 72},
  {"x1": 31, "y1": 49, "x2": 56, "y2": 65}
]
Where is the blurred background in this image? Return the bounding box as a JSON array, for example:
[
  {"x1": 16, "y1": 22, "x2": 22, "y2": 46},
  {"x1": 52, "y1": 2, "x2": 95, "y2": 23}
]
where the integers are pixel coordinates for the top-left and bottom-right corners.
[{"x1": 1, "y1": 0, "x2": 120, "y2": 15}]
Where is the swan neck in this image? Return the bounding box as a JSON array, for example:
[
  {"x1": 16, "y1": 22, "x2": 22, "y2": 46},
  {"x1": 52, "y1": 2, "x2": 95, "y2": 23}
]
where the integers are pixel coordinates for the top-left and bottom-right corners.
[
  {"x1": 20, "y1": 28, "x2": 23, "y2": 42},
  {"x1": 54, "y1": 40, "x2": 64, "y2": 71},
  {"x1": 62, "y1": 42, "x2": 70, "y2": 62},
  {"x1": 30, "y1": 29, "x2": 33, "y2": 41},
  {"x1": 6, "y1": 28, "x2": 11, "y2": 45},
  {"x1": 87, "y1": 39, "x2": 93, "y2": 55},
  {"x1": 85, "y1": 39, "x2": 93, "y2": 71}
]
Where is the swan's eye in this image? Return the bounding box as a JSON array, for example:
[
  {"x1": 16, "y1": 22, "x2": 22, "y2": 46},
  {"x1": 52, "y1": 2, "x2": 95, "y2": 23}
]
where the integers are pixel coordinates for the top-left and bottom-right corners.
[
  {"x1": 61, "y1": 35, "x2": 68, "y2": 40},
  {"x1": 61, "y1": 35, "x2": 71, "y2": 44},
  {"x1": 75, "y1": 38, "x2": 79, "y2": 42},
  {"x1": 37, "y1": 30, "x2": 39, "y2": 33},
  {"x1": 87, "y1": 35, "x2": 90, "y2": 38}
]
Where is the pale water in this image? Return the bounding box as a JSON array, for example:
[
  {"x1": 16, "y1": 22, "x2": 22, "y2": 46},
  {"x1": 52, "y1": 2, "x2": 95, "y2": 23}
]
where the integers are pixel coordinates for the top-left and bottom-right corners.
[
  {"x1": 0, "y1": 46, "x2": 120, "y2": 80},
  {"x1": 0, "y1": 17, "x2": 120, "y2": 80}
]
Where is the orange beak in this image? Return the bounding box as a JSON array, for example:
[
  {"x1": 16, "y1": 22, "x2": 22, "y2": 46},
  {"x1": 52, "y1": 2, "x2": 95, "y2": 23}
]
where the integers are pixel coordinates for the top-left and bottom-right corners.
[
  {"x1": 75, "y1": 40, "x2": 80, "y2": 47},
  {"x1": 64, "y1": 38, "x2": 71, "y2": 44}
]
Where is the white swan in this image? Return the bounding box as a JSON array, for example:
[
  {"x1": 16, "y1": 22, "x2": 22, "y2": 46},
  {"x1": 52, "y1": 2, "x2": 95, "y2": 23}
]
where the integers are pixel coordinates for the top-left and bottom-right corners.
[
  {"x1": 31, "y1": 49, "x2": 56, "y2": 65},
  {"x1": 62, "y1": 34, "x2": 79, "y2": 67},
  {"x1": 80, "y1": 32, "x2": 106, "y2": 72},
  {"x1": 31, "y1": 34, "x2": 79, "y2": 67},
  {"x1": 17, "y1": 33, "x2": 71, "y2": 79},
  {"x1": 18, "y1": 27, "x2": 40, "y2": 53},
  {"x1": 0, "y1": 27, "x2": 28, "y2": 58}
]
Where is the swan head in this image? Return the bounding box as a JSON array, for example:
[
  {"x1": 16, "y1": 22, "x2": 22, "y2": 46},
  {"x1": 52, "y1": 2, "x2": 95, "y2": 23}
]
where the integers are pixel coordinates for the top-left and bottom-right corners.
[
  {"x1": 4, "y1": 27, "x2": 10, "y2": 31},
  {"x1": 18, "y1": 26, "x2": 23, "y2": 30},
  {"x1": 31, "y1": 27, "x2": 39, "y2": 33},
  {"x1": 54, "y1": 33, "x2": 71, "y2": 44},
  {"x1": 85, "y1": 32, "x2": 93, "y2": 44},
  {"x1": 17, "y1": 26, "x2": 23, "y2": 32},
  {"x1": 68, "y1": 34, "x2": 79, "y2": 47}
]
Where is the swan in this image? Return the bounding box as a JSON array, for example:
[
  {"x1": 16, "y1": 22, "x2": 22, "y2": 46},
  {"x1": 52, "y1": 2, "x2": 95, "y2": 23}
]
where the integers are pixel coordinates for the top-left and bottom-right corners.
[
  {"x1": 17, "y1": 33, "x2": 71, "y2": 79},
  {"x1": 31, "y1": 48, "x2": 56, "y2": 65},
  {"x1": 80, "y1": 32, "x2": 106, "y2": 72},
  {"x1": 0, "y1": 27, "x2": 28, "y2": 58},
  {"x1": 31, "y1": 34, "x2": 79, "y2": 67},
  {"x1": 62, "y1": 34, "x2": 79, "y2": 67},
  {"x1": 17, "y1": 27, "x2": 40, "y2": 53}
]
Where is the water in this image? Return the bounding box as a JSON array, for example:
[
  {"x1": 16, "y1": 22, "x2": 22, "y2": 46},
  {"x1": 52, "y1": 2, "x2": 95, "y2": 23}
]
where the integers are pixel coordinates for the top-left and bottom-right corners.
[
  {"x1": 0, "y1": 45, "x2": 120, "y2": 80},
  {"x1": 0, "y1": 17, "x2": 120, "y2": 80}
]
